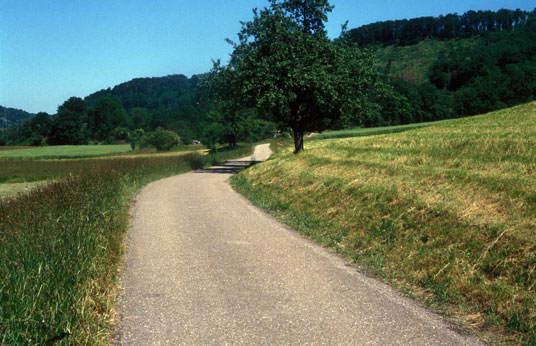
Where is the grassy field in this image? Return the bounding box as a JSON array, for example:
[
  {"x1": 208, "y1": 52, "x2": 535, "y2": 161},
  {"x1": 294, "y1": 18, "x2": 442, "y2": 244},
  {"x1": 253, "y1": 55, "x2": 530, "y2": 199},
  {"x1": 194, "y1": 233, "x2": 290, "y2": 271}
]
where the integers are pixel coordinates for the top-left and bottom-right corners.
[
  {"x1": 232, "y1": 102, "x2": 536, "y2": 345},
  {"x1": 312, "y1": 120, "x2": 447, "y2": 140},
  {"x1": 0, "y1": 144, "x2": 132, "y2": 159},
  {"x1": 0, "y1": 145, "x2": 253, "y2": 345}
]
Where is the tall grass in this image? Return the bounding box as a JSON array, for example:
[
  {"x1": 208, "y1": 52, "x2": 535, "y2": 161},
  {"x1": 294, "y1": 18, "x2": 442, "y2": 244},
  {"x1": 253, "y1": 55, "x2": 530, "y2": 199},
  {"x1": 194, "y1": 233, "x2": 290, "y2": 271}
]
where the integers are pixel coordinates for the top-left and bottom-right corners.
[
  {"x1": 0, "y1": 145, "x2": 253, "y2": 345},
  {"x1": 232, "y1": 103, "x2": 536, "y2": 345}
]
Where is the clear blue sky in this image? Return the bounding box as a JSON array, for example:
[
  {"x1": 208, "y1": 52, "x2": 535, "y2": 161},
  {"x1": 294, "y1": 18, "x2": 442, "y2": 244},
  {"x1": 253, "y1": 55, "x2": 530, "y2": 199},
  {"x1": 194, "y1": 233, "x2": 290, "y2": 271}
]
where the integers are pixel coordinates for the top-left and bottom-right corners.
[{"x1": 1, "y1": 0, "x2": 534, "y2": 114}]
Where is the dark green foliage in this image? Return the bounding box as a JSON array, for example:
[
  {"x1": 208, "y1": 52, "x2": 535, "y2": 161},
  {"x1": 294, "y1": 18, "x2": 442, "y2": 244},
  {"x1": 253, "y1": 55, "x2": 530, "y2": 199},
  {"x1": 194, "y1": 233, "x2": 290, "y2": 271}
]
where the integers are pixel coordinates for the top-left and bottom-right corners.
[
  {"x1": 346, "y1": 8, "x2": 535, "y2": 47},
  {"x1": 0, "y1": 106, "x2": 35, "y2": 128},
  {"x1": 84, "y1": 75, "x2": 208, "y2": 142},
  {"x1": 85, "y1": 75, "x2": 194, "y2": 110},
  {"x1": 113, "y1": 127, "x2": 129, "y2": 141},
  {"x1": 140, "y1": 127, "x2": 181, "y2": 151},
  {"x1": 130, "y1": 107, "x2": 151, "y2": 130},
  {"x1": 199, "y1": 117, "x2": 224, "y2": 151},
  {"x1": 428, "y1": 26, "x2": 536, "y2": 116},
  {"x1": 89, "y1": 97, "x2": 128, "y2": 141},
  {"x1": 31, "y1": 112, "x2": 53, "y2": 137},
  {"x1": 357, "y1": 12, "x2": 536, "y2": 125},
  {"x1": 207, "y1": 0, "x2": 381, "y2": 153},
  {"x1": 47, "y1": 97, "x2": 89, "y2": 145}
]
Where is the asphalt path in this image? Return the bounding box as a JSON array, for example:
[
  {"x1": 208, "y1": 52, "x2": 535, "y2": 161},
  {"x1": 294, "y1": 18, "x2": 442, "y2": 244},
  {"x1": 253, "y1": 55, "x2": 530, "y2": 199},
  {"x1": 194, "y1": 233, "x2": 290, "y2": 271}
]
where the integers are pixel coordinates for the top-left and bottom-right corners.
[{"x1": 113, "y1": 144, "x2": 485, "y2": 345}]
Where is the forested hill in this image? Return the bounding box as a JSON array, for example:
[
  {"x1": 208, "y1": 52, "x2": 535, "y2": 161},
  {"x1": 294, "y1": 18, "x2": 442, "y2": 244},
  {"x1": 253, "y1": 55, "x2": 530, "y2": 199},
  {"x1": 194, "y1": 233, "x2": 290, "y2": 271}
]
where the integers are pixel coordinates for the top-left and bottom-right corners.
[
  {"x1": 343, "y1": 7, "x2": 536, "y2": 127},
  {"x1": 0, "y1": 106, "x2": 35, "y2": 128},
  {"x1": 346, "y1": 8, "x2": 536, "y2": 47},
  {"x1": 84, "y1": 74, "x2": 200, "y2": 111}
]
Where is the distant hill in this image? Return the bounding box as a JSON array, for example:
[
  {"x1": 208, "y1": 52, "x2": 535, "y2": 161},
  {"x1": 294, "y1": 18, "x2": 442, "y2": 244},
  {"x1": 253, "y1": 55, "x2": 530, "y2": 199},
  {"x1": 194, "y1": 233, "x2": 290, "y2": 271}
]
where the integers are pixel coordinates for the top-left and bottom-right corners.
[
  {"x1": 0, "y1": 106, "x2": 35, "y2": 128},
  {"x1": 84, "y1": 74, "x2": 200, "y2": 111},
  {"x1": 345, "y1": 8, "x2": 536, "y2": 124},
  {"x1": 345, "y1": 8, "x2": 536, "y2": 84}
]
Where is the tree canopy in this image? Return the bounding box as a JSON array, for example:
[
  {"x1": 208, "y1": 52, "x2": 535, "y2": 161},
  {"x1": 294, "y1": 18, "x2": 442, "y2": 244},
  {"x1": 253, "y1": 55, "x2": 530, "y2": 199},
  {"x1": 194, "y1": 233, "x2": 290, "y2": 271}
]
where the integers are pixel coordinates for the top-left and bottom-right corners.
[
  {"x1": 346, "y1": 8, "x2": 536, "y2": 47},
  {"x1": 206, "y1": 0, "x2": 380, "y2": 153},
  {"x1": 48, "y1": 97, "x2": 89, "y2": 145}
]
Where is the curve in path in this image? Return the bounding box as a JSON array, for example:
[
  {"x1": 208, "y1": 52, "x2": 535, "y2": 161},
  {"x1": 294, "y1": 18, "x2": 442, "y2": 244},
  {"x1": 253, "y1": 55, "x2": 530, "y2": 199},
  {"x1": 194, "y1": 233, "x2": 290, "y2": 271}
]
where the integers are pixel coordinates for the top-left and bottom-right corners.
[{"x1": 113, "y1": 143, "x2": 484, "y2": 345}]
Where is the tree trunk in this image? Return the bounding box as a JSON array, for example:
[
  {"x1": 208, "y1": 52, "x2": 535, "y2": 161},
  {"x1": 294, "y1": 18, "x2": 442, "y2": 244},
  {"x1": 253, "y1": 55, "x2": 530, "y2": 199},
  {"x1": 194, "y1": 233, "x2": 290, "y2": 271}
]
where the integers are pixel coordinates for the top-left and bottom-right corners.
[{"x1": 293, "y1": 128, "x2": 304, "y2": 154}]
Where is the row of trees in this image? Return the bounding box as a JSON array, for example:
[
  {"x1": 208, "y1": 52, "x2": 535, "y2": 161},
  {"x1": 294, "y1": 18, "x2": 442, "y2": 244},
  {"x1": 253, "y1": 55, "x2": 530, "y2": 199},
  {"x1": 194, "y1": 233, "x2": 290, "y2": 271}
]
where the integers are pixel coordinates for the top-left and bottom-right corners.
[
  {"x1": 346, "y1": 8, "x2": 536, "y2": 46},
  {"x1": 5, "y1": 97, "x2": 130, "y2": 146},
  {"x1": 5, "y1": 90, "x2": 277, "y2": 149}
]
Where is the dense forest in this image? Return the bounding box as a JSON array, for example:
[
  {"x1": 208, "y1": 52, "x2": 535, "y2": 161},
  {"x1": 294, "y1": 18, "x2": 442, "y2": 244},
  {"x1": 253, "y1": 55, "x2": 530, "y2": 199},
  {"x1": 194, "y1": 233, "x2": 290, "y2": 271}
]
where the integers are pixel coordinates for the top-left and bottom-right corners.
[
  {"x1": 346, "y1": 8, "x2": 536, "y2": 127},
  {"x1": 3, "y1": 7, "x2": 536, "y2": 147},
  {"x1": 346, "y1": 8, "x2": 536, "y2": 46},
  {"x1": 0, "y1": 106, "x2": 35, "y2": 128},
  {"x1": 2, "y1": 75, "x2": 275, "y2": 147}
]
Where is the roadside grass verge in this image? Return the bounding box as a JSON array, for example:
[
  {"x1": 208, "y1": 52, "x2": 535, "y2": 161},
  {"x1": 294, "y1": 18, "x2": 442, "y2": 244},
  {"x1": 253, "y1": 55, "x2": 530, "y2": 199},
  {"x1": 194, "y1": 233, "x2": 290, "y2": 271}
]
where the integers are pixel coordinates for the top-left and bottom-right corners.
[
  {"x1": 0, "y1": 145, "x2": 253, "y2": 345},
  {"x1": 232, "y1": 102, "x2": 536, "y2": 345}
]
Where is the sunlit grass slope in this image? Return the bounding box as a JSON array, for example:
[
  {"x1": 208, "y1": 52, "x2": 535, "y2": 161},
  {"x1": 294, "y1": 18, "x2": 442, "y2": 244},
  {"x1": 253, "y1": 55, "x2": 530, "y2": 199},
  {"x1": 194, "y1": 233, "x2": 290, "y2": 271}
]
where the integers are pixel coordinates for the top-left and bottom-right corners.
[{"x1": 233, "y1": 102, "x2": 536, "y2": 345}]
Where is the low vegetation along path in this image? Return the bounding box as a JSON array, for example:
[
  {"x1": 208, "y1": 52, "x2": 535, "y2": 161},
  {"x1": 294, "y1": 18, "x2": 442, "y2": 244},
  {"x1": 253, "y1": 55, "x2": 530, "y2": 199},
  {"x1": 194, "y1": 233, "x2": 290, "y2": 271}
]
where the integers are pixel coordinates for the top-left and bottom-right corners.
[{"x1": 113, "y1": 144, "x2": 483, "y2": 345}]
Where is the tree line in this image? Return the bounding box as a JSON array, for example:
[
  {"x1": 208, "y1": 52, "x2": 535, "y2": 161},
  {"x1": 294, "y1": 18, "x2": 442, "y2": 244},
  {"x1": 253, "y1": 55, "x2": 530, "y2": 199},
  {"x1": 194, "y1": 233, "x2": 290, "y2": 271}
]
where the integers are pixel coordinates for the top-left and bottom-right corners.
[
  {"x1": 346, "y1": 8, "x2": 536, "y2": 47},
  {"x1": 3, "y1": 75, "x2": 276, "y2": 149}
]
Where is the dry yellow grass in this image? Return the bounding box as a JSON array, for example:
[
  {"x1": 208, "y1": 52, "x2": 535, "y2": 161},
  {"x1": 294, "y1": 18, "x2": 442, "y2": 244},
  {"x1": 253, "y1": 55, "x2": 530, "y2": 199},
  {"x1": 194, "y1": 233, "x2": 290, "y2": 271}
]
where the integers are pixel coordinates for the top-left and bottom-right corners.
[{"x1": 233, "y1": 102, "x2": 536, "y2": 345}]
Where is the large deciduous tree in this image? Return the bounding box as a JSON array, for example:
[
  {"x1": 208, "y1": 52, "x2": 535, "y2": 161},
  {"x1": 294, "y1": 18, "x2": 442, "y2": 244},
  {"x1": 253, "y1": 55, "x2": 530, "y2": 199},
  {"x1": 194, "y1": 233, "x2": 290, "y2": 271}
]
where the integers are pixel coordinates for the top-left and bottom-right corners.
[
  {"x1": 48, "y1": 97, "x2": 89, "y2": 145},
  {"x1": 207, "y1": 0, "x2": 380, "y2": 153},
  {"x1": 90, "y1": 97, "x2": 128, "y2": 141}
]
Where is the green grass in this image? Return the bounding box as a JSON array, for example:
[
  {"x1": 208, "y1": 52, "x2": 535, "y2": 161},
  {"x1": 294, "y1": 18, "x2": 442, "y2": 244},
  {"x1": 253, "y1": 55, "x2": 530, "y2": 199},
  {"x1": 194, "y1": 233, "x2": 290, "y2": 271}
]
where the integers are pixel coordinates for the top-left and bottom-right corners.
[
  {"x1": 0, "y1": 144, "x2": 132, "y2": 159},
  {"x1": 0, "y1": 181, "x2": 51, "y2": 199},
  {"x1": 312, "y1": 120, "x2": 448, "y2": 140},
  {"x1": 0, "y1": 144, "x2": 253, "y2": 345},
  {"x1": 232, "y1": 102, "x2": 536, "y2": 345}
]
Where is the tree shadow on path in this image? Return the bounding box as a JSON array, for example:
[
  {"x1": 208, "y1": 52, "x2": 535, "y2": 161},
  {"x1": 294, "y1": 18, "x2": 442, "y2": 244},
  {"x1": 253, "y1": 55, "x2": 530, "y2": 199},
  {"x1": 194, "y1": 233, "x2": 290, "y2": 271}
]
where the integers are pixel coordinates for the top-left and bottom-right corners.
[{"x1": 195, "y1": 160, "x2": 262, "y2": 174}]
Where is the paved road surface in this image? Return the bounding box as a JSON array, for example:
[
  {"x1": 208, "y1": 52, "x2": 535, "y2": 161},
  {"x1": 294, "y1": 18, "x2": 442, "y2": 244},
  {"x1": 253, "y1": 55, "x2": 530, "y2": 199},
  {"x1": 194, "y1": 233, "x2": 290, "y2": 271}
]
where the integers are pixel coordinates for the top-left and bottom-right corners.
[{"x1": 113, "y1": 144, "x2": 484, "y2": 345}]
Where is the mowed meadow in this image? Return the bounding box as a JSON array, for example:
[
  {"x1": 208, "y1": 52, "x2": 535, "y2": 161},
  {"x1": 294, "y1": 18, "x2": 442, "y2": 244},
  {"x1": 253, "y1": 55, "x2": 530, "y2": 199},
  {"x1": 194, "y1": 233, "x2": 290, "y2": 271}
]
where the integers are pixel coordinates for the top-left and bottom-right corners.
[
  {"x1": 233, "y1": 102, "x2": 536, "y2": 345},
  {"x1": 0, "y1": 145, "x2": 252, "y2": 345}
]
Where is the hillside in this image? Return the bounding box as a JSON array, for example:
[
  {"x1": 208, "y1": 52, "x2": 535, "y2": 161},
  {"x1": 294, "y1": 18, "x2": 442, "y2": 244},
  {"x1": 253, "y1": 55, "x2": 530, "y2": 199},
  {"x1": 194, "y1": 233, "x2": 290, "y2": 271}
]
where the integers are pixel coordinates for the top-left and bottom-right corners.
[
  {"x1": 347, "y1": 14, "x2": 536, "y2": 127},
  {"x1": 372, "y1": 37, "x2": 481, "y2": 83},
  {"x1": 233, "y1": 102, "x2": 536, "y2": 345},
  {"x1": 84, "y1": 74, "x2": 200, "y2": 111},
  {"x1": 0, "y1": 106, "x2": 35, "y2": 128}
]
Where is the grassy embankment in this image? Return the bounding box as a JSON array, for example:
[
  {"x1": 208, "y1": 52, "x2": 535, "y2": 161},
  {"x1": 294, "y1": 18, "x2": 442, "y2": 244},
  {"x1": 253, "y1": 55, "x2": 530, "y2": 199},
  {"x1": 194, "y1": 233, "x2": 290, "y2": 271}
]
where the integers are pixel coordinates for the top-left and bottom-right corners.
[
  {"x1": 0, "y1": 145, "x2": 253, "y2": 345},
  {"x1": 312, "y1": 120, "x2": 448, "y2": 140},
  {"x1": 232, "y1": 102, "x2": 536, "y2": 345}
]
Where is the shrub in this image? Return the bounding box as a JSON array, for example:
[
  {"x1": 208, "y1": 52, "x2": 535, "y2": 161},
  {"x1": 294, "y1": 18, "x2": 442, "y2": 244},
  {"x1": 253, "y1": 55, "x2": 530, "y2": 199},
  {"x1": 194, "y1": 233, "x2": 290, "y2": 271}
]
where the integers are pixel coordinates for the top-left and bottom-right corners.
[{"x1": 141, "y1": 127, "x2": 181, "y2": 151}]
